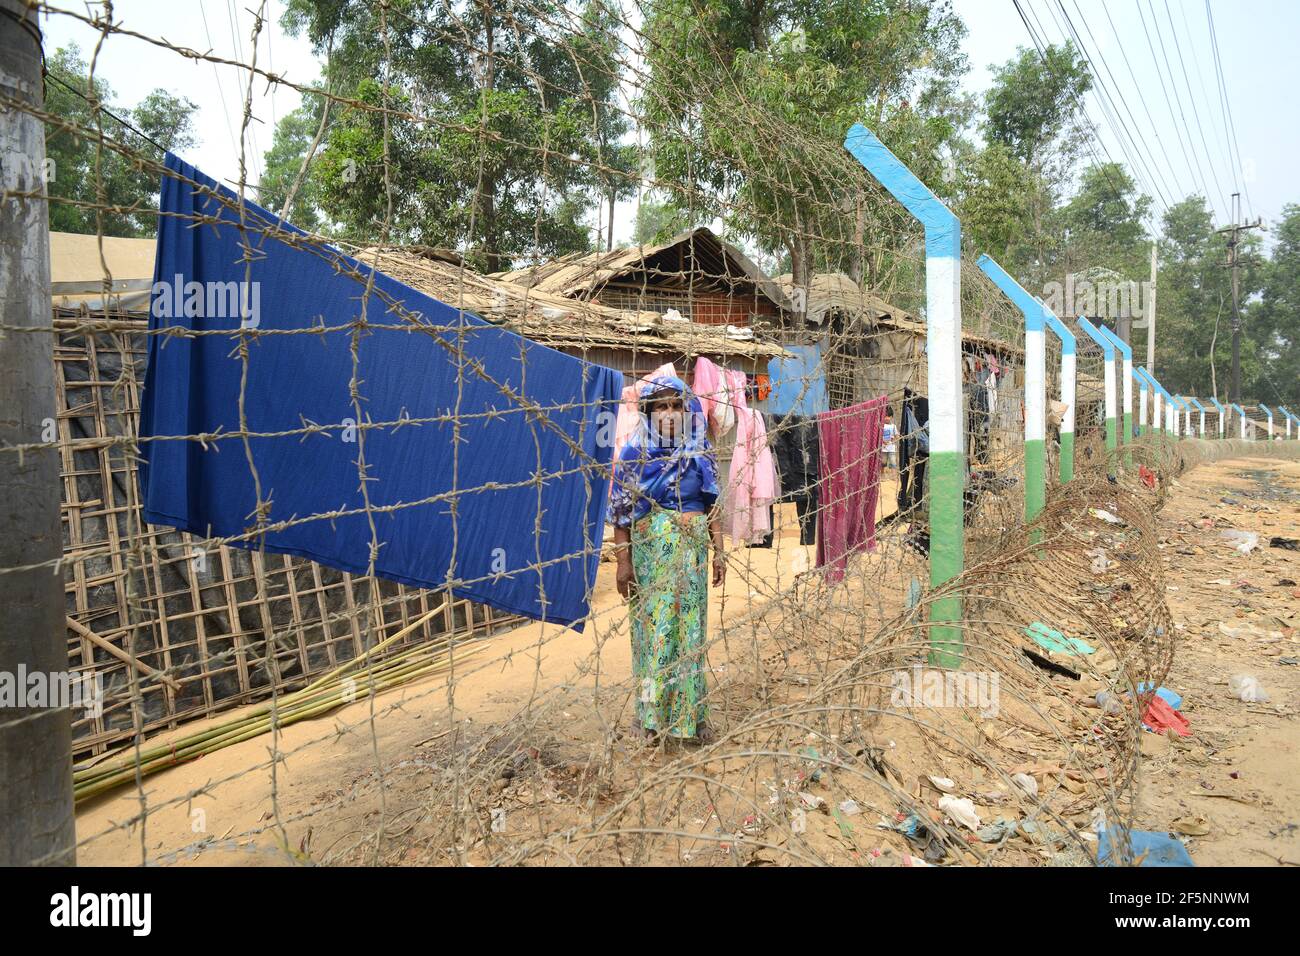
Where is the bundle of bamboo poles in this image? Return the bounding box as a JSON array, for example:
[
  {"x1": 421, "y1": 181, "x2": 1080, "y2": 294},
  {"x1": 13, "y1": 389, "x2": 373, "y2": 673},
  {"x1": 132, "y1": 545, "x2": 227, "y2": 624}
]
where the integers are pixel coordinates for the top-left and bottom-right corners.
[{"x1": 74, "y1": 602, "x2": 478, "y2": 803}]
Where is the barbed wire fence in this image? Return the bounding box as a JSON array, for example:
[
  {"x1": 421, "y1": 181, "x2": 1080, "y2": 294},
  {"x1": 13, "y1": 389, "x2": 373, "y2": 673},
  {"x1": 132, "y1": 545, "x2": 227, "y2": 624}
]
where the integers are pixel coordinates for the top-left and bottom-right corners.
[{"x1": 3, "y1": 0, "x2": 1297, "y2": 867}]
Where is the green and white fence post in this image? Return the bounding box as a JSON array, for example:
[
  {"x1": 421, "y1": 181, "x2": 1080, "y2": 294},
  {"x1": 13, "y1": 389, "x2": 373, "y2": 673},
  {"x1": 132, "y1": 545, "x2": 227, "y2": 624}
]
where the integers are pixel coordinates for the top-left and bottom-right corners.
[
  {"x1": 1281, "y1": 406, "x2": 1296, "y2": 440},
  {"x1": 1145, "y1": 370, "x2": 1172, "y2": 438},
  {"x1": 1135, "y1": 370, "x2": 1149, "y2": 436},
  {"x1": 1045, "y1": 309, "x2": 1077, "y2": 482},
  {"x1": 1077, "y1": 318, "x2": 1118, "y2": 475},
  {"x1": 1135, "y1": 367, "x2": 1155, "y2": 435},
  {"x1": 1189, "y1": 397, "x2": 1207, "y2": 438},
  {"x1": 1260, "y1": 404, "x2": 1275, "y2": 441},
  {"x1": 1211, "y1": 397, "x2": 1227, "y2": 438},
  {"x1": 975, "y1": 255, "x2": 1047, "y2": 520},
  {"x1": 1097, "y1": 324, "x2": 1133, "y2": 464},
  {"x1": 1231, "y1": 403, "x2": 1248, "y2": 440},
  {"x1": 1147, "y1": 370, "x2": 1165, "y2": 439},
  {"x1": 845, "y1": 123, "x2": 964, "y2": 667}
]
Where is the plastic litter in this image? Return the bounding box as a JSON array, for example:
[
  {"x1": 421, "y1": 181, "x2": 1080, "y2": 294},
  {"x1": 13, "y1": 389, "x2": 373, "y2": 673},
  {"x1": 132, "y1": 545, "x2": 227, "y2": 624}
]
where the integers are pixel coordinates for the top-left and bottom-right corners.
[
  {"x1": 1096, "y1": 691, "x2": 1124, "y2": 715},
  {"x1": 1270, "y1": 536, "x2": 1300, "y2": 551},
  {"x1": 1220, "y1": 530, "x2": 1260, "y2": 554},
  {"x1": 1218, "y1": 621, "x2": 1283, "y2": 640},
  {"x1": 1098, "y1": 826, "x2": 1196, "y2": 867},
  {"x1": 938, "y1": 795, "x2": 981, "y2": 831},
  {"x1": 882, "y1": 812, "x2": 947, "y2": 863},
  {"x1": 1228, "y1": 674, "x2": 1270, "y2": 703},
  {"x1": 1138, "y1": 683, "x2": 1184, "y2": 710},
  {"x1": 1011, "y1": 773, "x2": 1038, "y2": 798},
  {"x1": 1089, "y1": 508, "x2": 1122, "y2": 524},
  {"x1": 1026, "y1": 621, "x2": 1095, "y2": 656},
  {"x1": 1142, "y1": 696, "x2": 1191, "y2": 736},
  {"x1": 977, "y1": 818, "x2": 1018, "y2": 843}
]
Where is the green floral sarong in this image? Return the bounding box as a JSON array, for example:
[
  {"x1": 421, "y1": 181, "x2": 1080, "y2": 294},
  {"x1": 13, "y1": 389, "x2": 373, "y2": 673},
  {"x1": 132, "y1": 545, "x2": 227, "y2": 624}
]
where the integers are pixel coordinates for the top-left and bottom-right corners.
[{"x1": 629, "y1": 509, "x2": 709, "y2": 738}]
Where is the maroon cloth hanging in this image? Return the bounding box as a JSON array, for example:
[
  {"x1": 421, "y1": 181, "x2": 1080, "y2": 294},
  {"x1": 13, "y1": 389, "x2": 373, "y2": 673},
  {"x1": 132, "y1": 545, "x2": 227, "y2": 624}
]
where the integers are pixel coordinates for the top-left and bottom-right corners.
[{"x1": 816, "y1": 396, "x2": 887, "y2": 583}]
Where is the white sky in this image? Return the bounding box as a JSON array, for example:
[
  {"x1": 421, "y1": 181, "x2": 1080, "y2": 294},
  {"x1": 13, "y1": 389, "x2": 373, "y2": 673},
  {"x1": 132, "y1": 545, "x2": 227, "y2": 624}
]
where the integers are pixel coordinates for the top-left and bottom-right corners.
[{"x1": 38, "y1": 0, "x2": 1299, "y2": 248}]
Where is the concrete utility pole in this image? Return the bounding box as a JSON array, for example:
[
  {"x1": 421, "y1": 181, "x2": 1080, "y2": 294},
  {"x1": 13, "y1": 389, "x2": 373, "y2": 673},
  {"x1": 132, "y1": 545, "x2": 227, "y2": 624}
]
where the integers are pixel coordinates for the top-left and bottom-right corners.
[
  {"x1": 0, "y1": 0, "x2": 77, "y2": 865},
  {"x1": 1146, "y1": 243, "x2": 1157, "y2": 379},
  {"x1": 1217, "y1": 193, "x2": 1263, "y2": 404}
]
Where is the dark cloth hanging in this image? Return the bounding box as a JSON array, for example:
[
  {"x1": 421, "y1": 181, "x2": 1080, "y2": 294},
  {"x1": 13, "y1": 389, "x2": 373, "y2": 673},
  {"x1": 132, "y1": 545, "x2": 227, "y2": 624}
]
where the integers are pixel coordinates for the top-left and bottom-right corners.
[
  {"x1": 763, "y1": 412, "x2": 820, "y2": 546},
  {"x1": 897, "y1": 390, "x2": 930, "y2": 518},
  {"x1": 965, "y1": 379, "x2": 990, "y2": 466},
  {"x1": 816, "y1": 396, "x2": 887, "y2": 582}
]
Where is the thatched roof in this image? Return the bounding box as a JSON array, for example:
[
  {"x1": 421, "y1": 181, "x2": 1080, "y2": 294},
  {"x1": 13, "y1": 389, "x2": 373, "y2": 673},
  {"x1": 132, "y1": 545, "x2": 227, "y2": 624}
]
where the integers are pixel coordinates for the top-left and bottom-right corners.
[
  {"x1": 361, "y1": 246, "x2": 791, "y2": 361},
  {"x1": 776, "y1": 272, "x2": 1023, "y2": 357},
  {"x1": 492, "y1": 226, "x2": 794, "y2": 314}
]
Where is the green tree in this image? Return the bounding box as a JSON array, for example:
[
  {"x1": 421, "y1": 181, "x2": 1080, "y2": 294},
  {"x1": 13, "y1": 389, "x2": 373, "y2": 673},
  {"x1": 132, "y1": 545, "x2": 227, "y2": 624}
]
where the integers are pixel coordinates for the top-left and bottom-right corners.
[
  {"x1": 1153, "y1": 196, "x2": 1259, "y2": 399},
  {"x1": 1247, "y1": 202, "x2": 1300, "y2": 407},
  {"x1": 959, "y1": 141, "x2": 1040, "y2": 263},
  {"x1": 44, "y1": 44, "x2": 198, "y2": 238},
  {"x1": 281, "y1": 0, "x2": 626, "y2": 270},
  {"x1": 257, "y1": 91, "x2": 330, "y2": 232},
  {"x1": 631, "y1": 196, "x2": 694, "y2": 245},
  {"x1": 983, "y1": 43, "x2": 1091, "y2": 170},
  {"x1": 973, "y1": 42, "x2": 1091, "y2": 281},
  {"x1": 641, "y1": 0, "x2": 969, "y2": 291},
  {"x1": 1056, "y1": 162, "x2": 1151, "y2": 279}
]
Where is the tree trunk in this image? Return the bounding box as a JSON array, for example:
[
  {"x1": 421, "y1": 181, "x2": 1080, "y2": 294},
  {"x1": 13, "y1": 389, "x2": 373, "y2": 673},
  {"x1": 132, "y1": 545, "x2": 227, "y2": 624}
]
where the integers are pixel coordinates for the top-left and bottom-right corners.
[{"x1": 607, "y1": 189, "x2": 615, "y2": 251}]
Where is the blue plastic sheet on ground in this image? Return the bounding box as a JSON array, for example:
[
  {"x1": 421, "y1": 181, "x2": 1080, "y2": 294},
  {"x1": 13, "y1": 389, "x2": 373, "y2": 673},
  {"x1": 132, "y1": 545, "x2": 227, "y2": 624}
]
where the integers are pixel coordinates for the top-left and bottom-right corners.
[
  {"x1": 1098, "y1": 827, "x2": 1196, "y2": 867},
  {"x1": 1138, "y1": 683, "x2": 1184, "y2": 710},
  {"x1": 140, "y1": 154, "x2": 623, "y2": 629}
]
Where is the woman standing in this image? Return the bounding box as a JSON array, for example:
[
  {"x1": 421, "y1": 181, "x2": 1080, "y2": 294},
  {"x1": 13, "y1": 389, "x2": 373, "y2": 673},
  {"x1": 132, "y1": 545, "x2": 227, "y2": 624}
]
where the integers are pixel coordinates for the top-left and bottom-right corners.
[{"x1": 609, "y1": 376, "x2": 725, "y2": 742}]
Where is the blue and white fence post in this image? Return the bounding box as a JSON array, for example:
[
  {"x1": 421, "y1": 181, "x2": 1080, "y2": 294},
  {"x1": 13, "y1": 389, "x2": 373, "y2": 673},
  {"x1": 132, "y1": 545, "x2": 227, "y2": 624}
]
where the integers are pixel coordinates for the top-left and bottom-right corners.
[
  {"x1": 1077, "y1": 318, "x2": 1118, "y2": 474},
  {"x1": 1045, "y1": 308, "x2": 1077, "y2": 482},
  {"x1": 1211, "y1": 397, "x2": 1226, "y2": 438},
  {"x1": 844, "y1": 123, "x2": 964, "y2": 667},
  {"x1": 1231, "y1": 403, "x2": 1248, "y2": 440},
  {"x1": 1097, "y1": 324, "x2": 1133, "y2": 464},
  {"x1": 1189, "y1": 397, "x2": 1207, "y2": 438},
  {"x1": 1144, "y1": 370, "x2": 1172, "y2": 438},
  {"x1": 975, "y1": 255, "x2": 1048, "y2": 516},
  {"x1": 1281, "y1": 406, "x2": 1296, "y2": 440},
  {"x1": 1135, "y1": 370, "x2": 1149, "y2": 436},
  {"x1": 1138, "y1": 368, "x2": 1160, "y2": 439},
  {"x1": 1260, "y1": 404, "x2": 1275, "y2": 441}
]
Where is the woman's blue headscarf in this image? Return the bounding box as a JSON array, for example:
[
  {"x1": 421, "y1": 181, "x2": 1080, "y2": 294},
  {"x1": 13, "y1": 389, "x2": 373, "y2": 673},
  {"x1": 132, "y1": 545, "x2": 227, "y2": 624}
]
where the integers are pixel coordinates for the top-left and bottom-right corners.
[{"x1": 608, "y1": 375, "x2": 720, "y2": 527}]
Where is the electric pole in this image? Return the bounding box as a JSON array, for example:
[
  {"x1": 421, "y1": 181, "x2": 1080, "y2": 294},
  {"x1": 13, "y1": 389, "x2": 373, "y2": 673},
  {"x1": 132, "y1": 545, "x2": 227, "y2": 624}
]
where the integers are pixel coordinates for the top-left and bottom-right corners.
[
  {"x1": 0, "y1": 0, "x2": 77, "y2": 865},
  {"x1": 1145, "y1": 243, "x2": 1157, "y2": 378},
  {"x1": 1218, "y1": 193, "x2": 1263, "y2": 404}
]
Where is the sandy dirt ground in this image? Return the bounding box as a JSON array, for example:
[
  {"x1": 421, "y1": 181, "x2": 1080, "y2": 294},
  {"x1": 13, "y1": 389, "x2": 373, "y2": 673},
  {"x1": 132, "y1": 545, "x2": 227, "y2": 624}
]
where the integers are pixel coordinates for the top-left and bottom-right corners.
[
  {"x1": 72, "y1": 459, "x2": 1299, "y2": 866},
  {"x1": 1129, "y1": 456, "x2": 1300, "y2": 866}
]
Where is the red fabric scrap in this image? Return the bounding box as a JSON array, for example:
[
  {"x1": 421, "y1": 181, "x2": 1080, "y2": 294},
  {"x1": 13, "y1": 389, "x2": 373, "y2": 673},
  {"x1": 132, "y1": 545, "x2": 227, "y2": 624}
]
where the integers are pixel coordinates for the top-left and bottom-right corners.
[{"x1": 1143, "y1": 696, "x2": 1190, "y2": 737}]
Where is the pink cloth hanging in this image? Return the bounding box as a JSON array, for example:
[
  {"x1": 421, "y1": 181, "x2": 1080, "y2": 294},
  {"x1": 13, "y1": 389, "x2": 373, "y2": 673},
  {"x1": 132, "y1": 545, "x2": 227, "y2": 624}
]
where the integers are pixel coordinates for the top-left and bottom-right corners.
[
  {"x1": 693, "y1": 357, "x2": 737, "y2": 439},
  {"x1": 614, "y1": 362, "x2": 677, "y2": 456},
  {"x1": 726, "y1": 405, "x2": 777, "y2": 543},
  {"x1": 816, "y1": 395, "x2": 887, "y2": 583}
]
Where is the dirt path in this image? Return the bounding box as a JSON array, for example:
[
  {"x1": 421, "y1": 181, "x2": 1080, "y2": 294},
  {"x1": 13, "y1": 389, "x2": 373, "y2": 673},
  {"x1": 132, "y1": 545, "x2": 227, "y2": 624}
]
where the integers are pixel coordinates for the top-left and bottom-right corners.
[
  {"x1": 71, "y1": 459, "x2": 1300, "y2": 866},
  {"x1": 1134, "y1": 456, "x2": 1300, "y2": 866}
]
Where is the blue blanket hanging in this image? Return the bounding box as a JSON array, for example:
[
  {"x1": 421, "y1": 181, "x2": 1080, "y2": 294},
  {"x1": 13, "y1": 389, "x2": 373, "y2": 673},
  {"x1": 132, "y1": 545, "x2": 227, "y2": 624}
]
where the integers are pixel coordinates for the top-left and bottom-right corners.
[{"x1": 139, "y1": 154, "x2": 622, "y2": 629}]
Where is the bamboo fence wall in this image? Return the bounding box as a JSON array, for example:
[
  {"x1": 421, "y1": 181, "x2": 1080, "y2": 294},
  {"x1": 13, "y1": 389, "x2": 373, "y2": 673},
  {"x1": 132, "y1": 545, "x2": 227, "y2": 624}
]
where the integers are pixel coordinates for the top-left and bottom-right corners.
[{"x1": 54, "y1": 307, "x2": 520, "y2": 759}]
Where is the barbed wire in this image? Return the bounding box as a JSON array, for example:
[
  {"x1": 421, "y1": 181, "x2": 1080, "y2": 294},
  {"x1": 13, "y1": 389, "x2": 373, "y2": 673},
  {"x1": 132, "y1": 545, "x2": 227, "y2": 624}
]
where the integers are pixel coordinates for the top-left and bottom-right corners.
[{"x1": 2, "y1": 0, "x2": 1293, "y2": 867}]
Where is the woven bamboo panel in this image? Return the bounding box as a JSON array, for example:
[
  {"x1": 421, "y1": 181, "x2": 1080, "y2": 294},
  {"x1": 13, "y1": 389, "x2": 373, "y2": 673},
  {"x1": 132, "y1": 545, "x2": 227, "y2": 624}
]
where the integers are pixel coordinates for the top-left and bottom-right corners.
[{"x1": 53, "y1": 309, "x2": 519, "y2": 759}]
